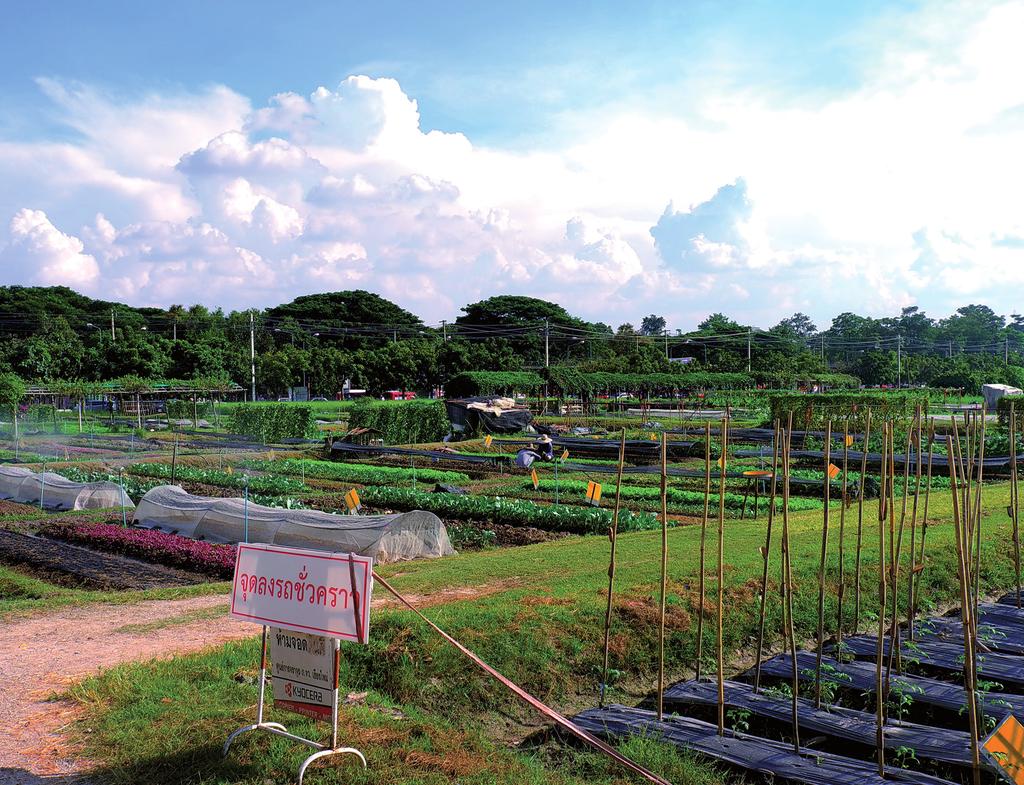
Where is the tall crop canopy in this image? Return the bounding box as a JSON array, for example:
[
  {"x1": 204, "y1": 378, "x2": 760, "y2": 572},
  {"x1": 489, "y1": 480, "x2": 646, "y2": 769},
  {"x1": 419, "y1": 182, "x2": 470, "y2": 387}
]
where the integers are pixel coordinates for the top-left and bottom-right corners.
[{"x1": 133, "y1": 485, "x2": 455, "y2": 563}]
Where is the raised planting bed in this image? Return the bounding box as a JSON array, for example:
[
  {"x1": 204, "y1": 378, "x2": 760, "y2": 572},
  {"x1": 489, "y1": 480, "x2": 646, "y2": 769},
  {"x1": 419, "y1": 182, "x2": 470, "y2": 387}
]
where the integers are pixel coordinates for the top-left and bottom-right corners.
[
  {"x1": 126, "y1": 463, "x2": 306, "y2": 495},
  {"x1": 38, "y1": 520, "x2": 235, "y2": 578},
  {"x1": 521, "y1": 478, "x2": 822, "y2": 514},
  {"x1": 241, "y1": 458, "x2": 471, "y2": 486},
  {"x1": 354, "y1": 486, "x2": 660, "y2": 535},
  {"x1": 0, "y1": 529, "x2": 208, "y2": 589}
]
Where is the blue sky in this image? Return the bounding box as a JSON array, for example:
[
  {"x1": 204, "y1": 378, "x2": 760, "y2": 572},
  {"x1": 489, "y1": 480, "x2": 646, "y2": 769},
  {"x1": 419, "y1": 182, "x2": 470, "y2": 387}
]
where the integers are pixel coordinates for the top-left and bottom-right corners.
[{"x1": 1, "y1": 0, "x2": 1022, "y2": 330}]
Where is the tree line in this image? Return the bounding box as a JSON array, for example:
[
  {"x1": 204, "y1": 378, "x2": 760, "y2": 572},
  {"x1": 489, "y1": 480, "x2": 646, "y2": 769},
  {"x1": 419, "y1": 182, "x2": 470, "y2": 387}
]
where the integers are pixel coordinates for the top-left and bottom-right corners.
[{"x1": 0, "y1": 286, "x2": 1021, "y2": 397}]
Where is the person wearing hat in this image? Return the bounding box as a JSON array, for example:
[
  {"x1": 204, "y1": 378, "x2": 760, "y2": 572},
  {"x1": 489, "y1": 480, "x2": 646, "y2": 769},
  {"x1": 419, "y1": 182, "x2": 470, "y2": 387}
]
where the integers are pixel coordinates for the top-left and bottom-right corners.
[{"x1": 536, "y1": 433, "x2": 554, "y2": 461}]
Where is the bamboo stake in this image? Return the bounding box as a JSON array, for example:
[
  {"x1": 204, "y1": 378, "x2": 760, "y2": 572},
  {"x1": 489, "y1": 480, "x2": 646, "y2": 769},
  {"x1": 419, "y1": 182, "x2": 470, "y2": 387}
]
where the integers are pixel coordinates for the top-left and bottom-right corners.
[
  {"x1": 716, "y1": 417, "x2": 728, "y2": 735},
  {"x1": 948, "y1": 435, "x2": 982, "y2": 785},
  {"x1": 912, "y1": 419, "x2": 936, "y2": 628},
  {"x1": 696, "y1": 421, "x2": 711, "y2": 681},
  {"x1": 875, "y1": 422, "x2": 889, "y2": 776},
  {"x1": 971, "y1": 408, "x2": 986, "y2": 631},
  {"x1": 907, "y1": 409, "x2": 923, "y2": 641},
  {"x1": 656, "y1": 432, "x2": 669, "y2": 721},
  {"x1": 887, "y1": 410, "x2": 916, "y2": 676},
  {"x1": 1012, "y1": 402, "x2": 1021, "y2": 609},
  {"x1": 598, "y1": 428, "x2": 627, "y2": 707},
  {"x1": 780, "y1": 420, "x2": 800, "y2": 753},
  {"x1": 814, "y1": 420, "x2": 832, "y2": 708},
  {"x1": 753, "y1": 420, "x2": 781, "y2": 693},
  {"x1": 855, "y1": 409, "x2": 872, "y2": 630},
  {"x1": 837, "y1": 418, "x2": 850, "y2": 644}
]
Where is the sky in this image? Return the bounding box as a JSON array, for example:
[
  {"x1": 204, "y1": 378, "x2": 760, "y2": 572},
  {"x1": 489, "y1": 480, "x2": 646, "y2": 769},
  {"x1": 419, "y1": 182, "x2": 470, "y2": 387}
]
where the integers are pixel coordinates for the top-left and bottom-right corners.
[{"x1": 1, "y1": 0, "x2": 1023, "y2": 331}]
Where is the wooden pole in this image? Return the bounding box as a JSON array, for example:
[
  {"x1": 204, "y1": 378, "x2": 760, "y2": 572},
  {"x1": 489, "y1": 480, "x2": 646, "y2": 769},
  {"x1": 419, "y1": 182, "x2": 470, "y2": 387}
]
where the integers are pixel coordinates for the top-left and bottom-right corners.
[
  {"x1": 599, "y1": 428, "x2": 627, "y2": 707},
  {"x1": 696, "y1": 421, "x2": 711, "y2": 681},
  {"x1": 907, "y1": 409, "x2": 923, "y2": 641},
  {"x1": 780, "y1": 419, "x2": 800, "y2": 753},
  {"x1": 837, "y1": 418, "x2": 850, "y2": 644},
  {"x1": 912, "y1": 419, "x2": 936, "y2": 627},
  {"x1": 855, "y1": 409, "x2": 872, "y2": 631},
  {"x1": 656, "y1": 433, "x2": 668, "y2": 721},
  {"x1": 948, "y1": 435, "x2": 982, "y2": 785},
  {"x1": 875, "y1": 422, "x2": 889, "y2": 776},
  {"x1": 814, "y1": 420, "x2": 831, "y2": 708},
  {"x1": 753, "y1": 420, "x2": 781, "y2": 693},
  {"x1": 716, "y1": 417, "x2": 728, "y2": 735},
  {"x1": 1012, "y1": 402, "x2": 1022, "y2": 609},
  {"x1": 971, "y1": 408, "x2": 987, "y2": 631},
  {"x1": 887, "y1": 409, "x2": 917, "y2": 675}
]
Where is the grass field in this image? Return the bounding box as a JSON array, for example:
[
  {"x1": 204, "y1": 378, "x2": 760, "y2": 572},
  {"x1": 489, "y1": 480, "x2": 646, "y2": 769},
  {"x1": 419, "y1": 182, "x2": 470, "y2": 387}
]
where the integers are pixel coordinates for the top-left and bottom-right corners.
[{"x1": 49, "y1": 476, "x2": 1018, "y2": 784}]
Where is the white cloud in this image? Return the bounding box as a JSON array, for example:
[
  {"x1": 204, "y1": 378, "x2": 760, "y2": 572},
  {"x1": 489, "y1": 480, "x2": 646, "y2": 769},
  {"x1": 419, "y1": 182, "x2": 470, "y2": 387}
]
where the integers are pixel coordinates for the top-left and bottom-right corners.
[
  {"x1": 1, "y1": 208, "x2": 100, "y2": 288},
  {"x1": 1, "y1": 1, "x2": 1023, "y2": 329}
]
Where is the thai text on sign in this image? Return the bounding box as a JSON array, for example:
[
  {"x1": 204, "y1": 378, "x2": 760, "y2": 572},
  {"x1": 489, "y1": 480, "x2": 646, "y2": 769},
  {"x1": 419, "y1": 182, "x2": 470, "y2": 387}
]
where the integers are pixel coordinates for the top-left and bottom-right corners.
[
  {"x1": 270, "y1": 627, "x2": 337, "y2": 721},
  {"x1": 230, "y1": 543, "x2": 373, "y2": 643}
]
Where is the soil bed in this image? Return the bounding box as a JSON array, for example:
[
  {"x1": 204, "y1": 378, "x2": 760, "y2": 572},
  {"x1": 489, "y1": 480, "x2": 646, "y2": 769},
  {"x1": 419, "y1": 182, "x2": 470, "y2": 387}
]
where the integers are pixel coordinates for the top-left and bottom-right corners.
[{"x1": 0, "y1": 530, "x2": 208, "y2": 590}]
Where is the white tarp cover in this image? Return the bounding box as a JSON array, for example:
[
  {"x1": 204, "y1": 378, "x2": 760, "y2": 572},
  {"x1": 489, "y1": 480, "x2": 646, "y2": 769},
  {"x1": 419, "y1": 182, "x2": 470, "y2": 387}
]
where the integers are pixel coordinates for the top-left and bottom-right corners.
[
  {"x1": 132, "y1": 485, "x2": 455, "y2": 563},
  {"x1": 0, "y1": 466, "x2": 134, "y2": 510},
  {"x1": 982, "y1": 383, "x2": 1023, "y2": 410}
]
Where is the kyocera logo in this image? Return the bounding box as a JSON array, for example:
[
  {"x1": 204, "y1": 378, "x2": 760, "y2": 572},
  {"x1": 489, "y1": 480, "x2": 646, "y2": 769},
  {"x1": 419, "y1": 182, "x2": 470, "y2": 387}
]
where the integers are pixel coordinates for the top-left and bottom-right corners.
[{"x1": 283, "y1": 681, "x2": 324, "y2": 702}]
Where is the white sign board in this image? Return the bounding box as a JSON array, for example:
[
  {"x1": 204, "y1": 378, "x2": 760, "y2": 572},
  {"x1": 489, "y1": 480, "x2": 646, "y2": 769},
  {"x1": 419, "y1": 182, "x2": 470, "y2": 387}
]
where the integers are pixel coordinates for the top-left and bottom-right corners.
[
  {"x1": 230, "y1": 543, "x2": 373, "y2": 643},
  {"x1": 270, "y1": 628, "x2": 336, "y2": 721}
]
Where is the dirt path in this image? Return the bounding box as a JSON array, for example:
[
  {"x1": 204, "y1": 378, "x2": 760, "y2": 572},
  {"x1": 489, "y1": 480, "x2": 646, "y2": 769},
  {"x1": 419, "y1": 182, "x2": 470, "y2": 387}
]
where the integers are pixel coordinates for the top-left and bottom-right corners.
[
  {"x1": 0, "y1": 593, "x2": 258, "y2": 784},
  {"x1": 0, "y1": 578, "x2": 522, "y2": 784}
]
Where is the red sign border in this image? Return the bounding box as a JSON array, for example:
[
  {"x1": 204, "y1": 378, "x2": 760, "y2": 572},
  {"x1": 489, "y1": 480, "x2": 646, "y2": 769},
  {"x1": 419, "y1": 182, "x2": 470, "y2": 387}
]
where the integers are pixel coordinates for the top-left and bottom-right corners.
[{"x1": 229, "y1": 544, "x2": 372, "y2": 643}]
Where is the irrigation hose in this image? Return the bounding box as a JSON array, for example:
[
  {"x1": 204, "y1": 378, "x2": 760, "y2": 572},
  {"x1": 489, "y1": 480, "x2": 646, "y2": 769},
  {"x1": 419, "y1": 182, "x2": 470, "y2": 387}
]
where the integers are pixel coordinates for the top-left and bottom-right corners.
[{"x1": 371, "y1": 571, "x2": 672, "y2": 785}]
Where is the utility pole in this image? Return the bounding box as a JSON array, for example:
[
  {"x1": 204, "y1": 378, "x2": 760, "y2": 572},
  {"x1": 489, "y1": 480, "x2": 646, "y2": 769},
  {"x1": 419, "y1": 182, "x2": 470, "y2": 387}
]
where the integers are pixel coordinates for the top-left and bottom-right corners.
[
  {"x1": 664, "y1": 330, "x2": 669, "y2": 360},
  {"x1": 442, "y1": 320, "x2": 447, "y2": 343},
  {"x1": 172, "y1": 316, "x2": 177, "y2": 342},
  {"x1": 249, "y1": 311, "x2": 256, "y2": 402},
  {"x1": 897, "y1": 334, "x2": 902, "y2": 389},
  {"x1": 948, "y1": 340, "x2": 952, "y2": 358},
  {"x1": 111, "y1": 309, "x2": 116, "y2": 342},
  {"x1": 1006, "y1": 336, "x2": 1010, "y2": 365},
  {"x1": 747, "y1": 328, "x2": 752, "y2": 373},
  {"x1": 820, "y1": 335, "x2": 824, "y2": 360},
  {"x1": 544, "y1": 318, "x2": 550, "y2": 368}
]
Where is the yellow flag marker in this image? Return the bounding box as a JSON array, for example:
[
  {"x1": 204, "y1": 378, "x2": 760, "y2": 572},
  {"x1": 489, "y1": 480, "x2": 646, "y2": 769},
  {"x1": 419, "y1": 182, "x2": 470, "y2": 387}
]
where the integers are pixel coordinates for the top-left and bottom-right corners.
[
  {"x1": 561, "y1": 449, "x2": 570, "y2": 461},
  {"x1": 717, "y1": 454, "x2": 727, "y2": 470},
  {"x1": 586, "y1": 480, "x2": 603, "y2": 507},
  {"x1": 827, "y1": 463, "x2": 841, "y2": 479},
  {"x1": 483, "y1": 434, "x2": 493, "y2": 447},
  {"x1": 344, "y1": 488, "x2": 361, "y2": 513},
  {"x1": 650, "y1": 432, "x2": 658, "y2": 441},
  {"x1": 983, "y1": 713, "x2": 1024, "y2": 784},
  {"x1": 530, "y1": 469, "x2": 539, "y2": 489},
  {"x1": 845, "y1": 434, "x2": 854, "y2": 447}
]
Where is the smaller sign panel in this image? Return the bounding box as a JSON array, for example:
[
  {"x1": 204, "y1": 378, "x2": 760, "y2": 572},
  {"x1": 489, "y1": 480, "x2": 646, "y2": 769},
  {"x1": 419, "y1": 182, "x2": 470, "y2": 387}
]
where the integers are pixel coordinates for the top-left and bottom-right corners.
[
  {"x1": 230, "y1": 543, "x2": 373, "y2": 642},
  {"x1": 344, "y1": 488, "x2": 361, "y2": 513},
  {"x1": 984, "y1": 713, "x2": 1024, "y2": 784},
  {"x1": 586, "y1": 480, "x2": 603, "y2": 507},
  {"x1": 827, "y1": 463, "x2": 842, "y2": 479},
  {"x1": 270, "y1": 627, "x2": 336, "y2": 721},
  {"x1": 530, "y1": 469, "x2": 539, "y2": 489}
]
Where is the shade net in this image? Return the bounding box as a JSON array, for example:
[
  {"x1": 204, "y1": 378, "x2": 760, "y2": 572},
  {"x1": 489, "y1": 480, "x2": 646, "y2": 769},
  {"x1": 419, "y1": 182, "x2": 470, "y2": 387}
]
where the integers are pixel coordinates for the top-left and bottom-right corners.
[
  {"x1": 0, "y1": 465, "x2": 133, "y2": 511},
  {"x1": 132, "y1": 485, "x2": 455, "y2": 563}
]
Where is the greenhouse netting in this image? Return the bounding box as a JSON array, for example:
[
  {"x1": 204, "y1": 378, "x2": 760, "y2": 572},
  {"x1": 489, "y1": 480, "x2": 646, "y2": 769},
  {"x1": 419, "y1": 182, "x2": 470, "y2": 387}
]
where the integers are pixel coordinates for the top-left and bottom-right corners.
[{"x1": 132, "y1": 485, "x2": 455, "y2": 563}]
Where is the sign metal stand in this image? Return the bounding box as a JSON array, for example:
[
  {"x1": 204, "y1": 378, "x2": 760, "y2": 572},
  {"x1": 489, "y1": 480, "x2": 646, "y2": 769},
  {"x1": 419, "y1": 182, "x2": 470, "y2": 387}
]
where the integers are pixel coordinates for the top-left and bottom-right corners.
[
  {"x1": 223, "y1": 627, "x2": 366, "y2": 784},
  {"x1": 223, "y1": 544, "x2": 374, "y2": 784}
]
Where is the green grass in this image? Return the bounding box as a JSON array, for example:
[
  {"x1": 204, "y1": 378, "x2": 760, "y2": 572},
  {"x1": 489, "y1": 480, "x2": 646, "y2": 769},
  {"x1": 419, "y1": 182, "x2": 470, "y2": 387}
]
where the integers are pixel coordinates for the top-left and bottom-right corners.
[
  {"x1": 0, "y1": 563, "x2": 230, "y2": 618},
  {"x1": 242, "y1": 458, "x2": 471, "y2": 486},
  {"x1": 53, "y1": 478, "x2": 1024, "y2": 784}
]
